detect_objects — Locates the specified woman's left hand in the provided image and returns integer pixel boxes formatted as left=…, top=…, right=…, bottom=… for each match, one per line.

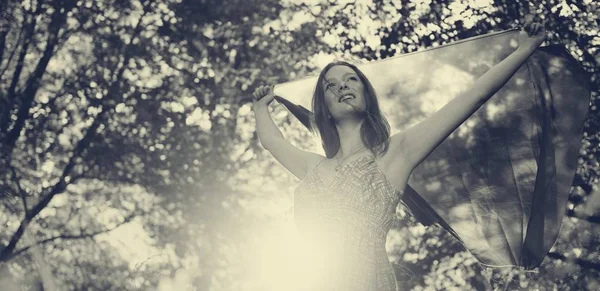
left=517, top=19, right=546, bottom=52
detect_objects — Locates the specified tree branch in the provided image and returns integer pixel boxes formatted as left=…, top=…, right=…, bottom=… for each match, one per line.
left=3, top=3, right=74, bottom=153
left=0, top=3, right=153, bottom=263
left=0, top=4, right=40, bottom=136
left=5, top=4, right=40, bottom=97
left=0, top=104, right=105, bottom=262
left=8, top=213, right=136, bottom=261
left=0, top=18, right=24, bottom=81
left=7, top=162, right=28, bottom=216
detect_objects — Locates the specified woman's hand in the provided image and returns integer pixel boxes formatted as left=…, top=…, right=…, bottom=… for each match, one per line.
left=252, top=85, right=276, bottom=109
left=517, top=19, right=546, bottom=52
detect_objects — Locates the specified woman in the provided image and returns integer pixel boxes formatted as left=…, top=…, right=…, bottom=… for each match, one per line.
left=252, top=22, right=546, bottom=290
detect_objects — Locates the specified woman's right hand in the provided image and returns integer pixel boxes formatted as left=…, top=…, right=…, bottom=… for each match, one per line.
left=517, top=19, right=546, bottom=53
left=252, top=85, right=275, bottom=108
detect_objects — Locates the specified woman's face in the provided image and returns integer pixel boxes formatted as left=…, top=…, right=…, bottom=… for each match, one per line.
left=322, top=65, right=367, bottom=121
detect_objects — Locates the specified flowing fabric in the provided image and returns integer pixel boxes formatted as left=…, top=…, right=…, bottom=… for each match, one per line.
left=273, top=29, right=590, bottom=269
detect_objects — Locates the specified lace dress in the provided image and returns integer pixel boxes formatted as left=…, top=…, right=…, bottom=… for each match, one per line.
left=294, top=155, right=404, bottom=291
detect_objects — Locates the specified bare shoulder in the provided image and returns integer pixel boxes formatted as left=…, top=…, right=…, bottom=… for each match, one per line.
left=306, top=153, right=327, bottom=167
left=301, top=152, right=327, bottom=178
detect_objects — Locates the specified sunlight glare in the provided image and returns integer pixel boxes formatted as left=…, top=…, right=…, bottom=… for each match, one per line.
left=248, top=220, right=342, bottom=291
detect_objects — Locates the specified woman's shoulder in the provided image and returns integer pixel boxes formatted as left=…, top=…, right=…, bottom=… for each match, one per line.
left=299, top=153, right=327, bottom=180
left=305, top=154, right=327, bottom=170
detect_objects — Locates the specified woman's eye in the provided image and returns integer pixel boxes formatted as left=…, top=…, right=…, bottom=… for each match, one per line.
left=348, top=76, right=358, bottom=81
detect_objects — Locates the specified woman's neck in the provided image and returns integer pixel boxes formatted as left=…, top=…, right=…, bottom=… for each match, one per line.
left=335, top=118, right=365, bottom=158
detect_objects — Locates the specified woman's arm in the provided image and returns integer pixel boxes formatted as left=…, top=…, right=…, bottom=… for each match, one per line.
left=253, top=86, right=324, bottom=179
left=253, top=102, right=284, bottom=149
left=388, top=22, right=546, bottom=171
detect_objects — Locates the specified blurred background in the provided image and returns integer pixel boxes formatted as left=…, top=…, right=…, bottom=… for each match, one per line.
left=0, top=0, right=598, bottom=290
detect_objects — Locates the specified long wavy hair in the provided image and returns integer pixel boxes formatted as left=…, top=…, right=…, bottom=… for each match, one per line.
left=312, top=61, right=390, bottom=158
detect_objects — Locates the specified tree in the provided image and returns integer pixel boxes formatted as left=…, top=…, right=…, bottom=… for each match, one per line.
left=1, top=0, right=598, bottom=290
left=0, top=0, right=328, bottom=289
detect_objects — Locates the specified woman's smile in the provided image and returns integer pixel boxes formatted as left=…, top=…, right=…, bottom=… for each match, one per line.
left=338, top=93, right=355, bottom=103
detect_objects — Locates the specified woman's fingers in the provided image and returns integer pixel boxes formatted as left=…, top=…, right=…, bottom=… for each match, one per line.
left=253, top=85, right=274, bottom=101
left=534, top=23, right=544, bottom=36
left=253, top=88, right=260, bottom=100
left=522, top=20, right=532, bottom=34
left=528, top=22, right=536, bottom=36
left=531, top=23, right=540, bottom=35
left=522, top=20, right=544, bottom=37
left=253, top=86, right=264, bottom=100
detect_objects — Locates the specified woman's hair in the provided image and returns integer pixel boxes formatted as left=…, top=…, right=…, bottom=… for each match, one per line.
left=312, top=61, right=391, bottom=158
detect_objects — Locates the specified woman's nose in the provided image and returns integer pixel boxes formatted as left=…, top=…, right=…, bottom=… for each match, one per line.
left=338, top=82, right=349, bottom=91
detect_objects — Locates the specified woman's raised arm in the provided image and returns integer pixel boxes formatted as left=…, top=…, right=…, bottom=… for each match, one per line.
left=387, top=21, right=546, bottom=172
left=253, top=85, right=324, bottom=179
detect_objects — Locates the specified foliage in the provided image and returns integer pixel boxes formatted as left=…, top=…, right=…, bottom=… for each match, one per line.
left=0, top=0, right=598, bottom=290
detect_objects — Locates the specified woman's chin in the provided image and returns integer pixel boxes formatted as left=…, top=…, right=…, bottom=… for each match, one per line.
left=332, top=112, right=365, bottom=123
